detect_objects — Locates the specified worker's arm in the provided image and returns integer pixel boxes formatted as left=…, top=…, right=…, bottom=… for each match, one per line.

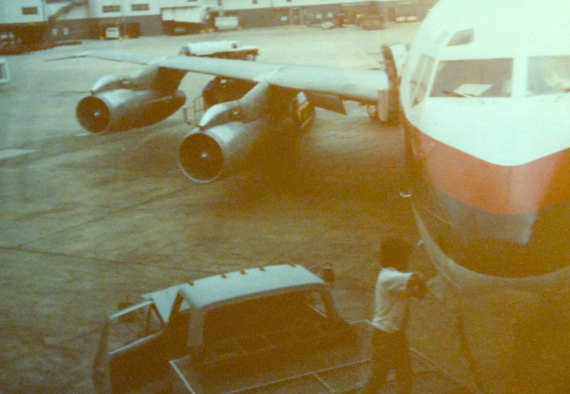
left=407, top=272, right=427, bottom=299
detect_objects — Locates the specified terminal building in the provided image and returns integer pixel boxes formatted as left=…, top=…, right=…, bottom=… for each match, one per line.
left=0, top=0, right=435, bottom=44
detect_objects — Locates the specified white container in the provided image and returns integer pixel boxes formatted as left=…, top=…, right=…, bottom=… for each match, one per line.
left=0, top=59, right=9, bottom=85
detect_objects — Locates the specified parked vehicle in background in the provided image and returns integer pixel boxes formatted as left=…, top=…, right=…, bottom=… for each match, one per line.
left=179, top=40, right=259, bottom=61
left=0, top=58, right=9, bottom=85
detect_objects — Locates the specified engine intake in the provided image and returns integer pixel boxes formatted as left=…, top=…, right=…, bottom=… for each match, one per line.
left=76, top=96, right=111, bottom=134
left=179, top=120, right=269, bottom=183
left=76, top=89, right=186, bottom=134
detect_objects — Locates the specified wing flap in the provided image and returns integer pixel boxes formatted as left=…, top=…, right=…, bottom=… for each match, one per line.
left=264, top=66, right=389, bottom=103
left=305, top=92, right=346, bottom=114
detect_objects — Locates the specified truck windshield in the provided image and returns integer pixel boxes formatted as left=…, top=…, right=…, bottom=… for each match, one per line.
left=108, top=303, right=163, bottom=352
left=430, top=58, right=513, bottom=98
left=527, top=55, right=570, bottom=95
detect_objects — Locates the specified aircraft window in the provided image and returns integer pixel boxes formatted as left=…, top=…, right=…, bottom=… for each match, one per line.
left=527, top=55, right=570, bottom=95
left=409, top=54, right=430, bottom=105
left=412, top=56, right=435, bottom=106
left=447, top=29, right=474, bottom=46
left=430, top=58, right=513, bottom=98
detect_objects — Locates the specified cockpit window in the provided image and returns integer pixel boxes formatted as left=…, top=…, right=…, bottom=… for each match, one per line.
left=447, top=29, right=474, bottom=46
left=409, top=54, right=435, bottom=106
left=430, top=58, right=513, bottom=98
left=527, top=55, right=570, bottom=95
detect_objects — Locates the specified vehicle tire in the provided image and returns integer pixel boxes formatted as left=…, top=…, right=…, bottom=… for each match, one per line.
left=245, top=53, right=256, bottom=61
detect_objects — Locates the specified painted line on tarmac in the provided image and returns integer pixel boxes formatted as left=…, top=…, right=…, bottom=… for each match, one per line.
left=0, top=149, right=34, bottom=160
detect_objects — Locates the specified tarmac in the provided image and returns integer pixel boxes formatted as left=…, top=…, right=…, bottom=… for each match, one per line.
left=0, top=23, right=475, bottom=393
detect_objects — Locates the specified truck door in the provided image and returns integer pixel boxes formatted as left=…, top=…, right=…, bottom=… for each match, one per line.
left=93, top=300, right=170, bottom=394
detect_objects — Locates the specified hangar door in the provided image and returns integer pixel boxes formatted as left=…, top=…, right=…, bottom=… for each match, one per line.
left=162, top=7, right=206, bottom=34
left=162, top=7, right=204, bottom=23
left=289, top=8, right=307, bottom=26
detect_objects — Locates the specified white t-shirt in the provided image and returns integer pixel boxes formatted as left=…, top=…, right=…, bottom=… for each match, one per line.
left=371, top=268, right=413, bottom=333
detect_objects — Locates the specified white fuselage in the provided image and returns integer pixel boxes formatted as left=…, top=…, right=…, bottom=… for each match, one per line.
left=401, top=0, right=570, bottom=286
left=398, top=1, right=570, bottom=392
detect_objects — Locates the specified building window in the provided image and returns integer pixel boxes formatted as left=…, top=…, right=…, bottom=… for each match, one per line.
left=131, top=4, right=149, bottom=11
left=102, top=5, right=120, bottom=13
left=217, top=0, right=222, bottom=6
left=22, top=7, right=38, bottom=15
left=252, top=0, right=257, bottom=4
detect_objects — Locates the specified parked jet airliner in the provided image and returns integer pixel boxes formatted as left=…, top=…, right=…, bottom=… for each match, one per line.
left=397, top=3, right=570, bottom=391
left=60, top=0, right=570, bottom=392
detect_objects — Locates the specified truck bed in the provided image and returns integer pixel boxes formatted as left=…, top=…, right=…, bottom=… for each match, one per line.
left=170, top=321, right=373, bottom=394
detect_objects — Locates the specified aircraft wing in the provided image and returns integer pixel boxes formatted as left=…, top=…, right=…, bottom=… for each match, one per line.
left=53, top=50, right=168, bottom=65
left=70, top=50, right=389, bottom=104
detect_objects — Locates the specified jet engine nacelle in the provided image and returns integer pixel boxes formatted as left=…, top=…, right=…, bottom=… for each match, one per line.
left=76, top=89, right=186, bottom=134
left=178, top=119, right=270, bottom=183
left=178, top=80, right=315, bottom=183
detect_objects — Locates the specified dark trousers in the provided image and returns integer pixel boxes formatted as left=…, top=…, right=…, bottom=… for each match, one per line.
left=363, top=328, right=412, bottom=394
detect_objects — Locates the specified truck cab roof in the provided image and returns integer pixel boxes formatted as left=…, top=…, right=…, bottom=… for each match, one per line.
left=144, top=264, right=325, bottom=323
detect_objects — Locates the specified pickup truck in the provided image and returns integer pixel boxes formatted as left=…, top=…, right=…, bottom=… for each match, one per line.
left=178, top=41, right=259, bottom=61
left=92, top=264, right=372, bottom=394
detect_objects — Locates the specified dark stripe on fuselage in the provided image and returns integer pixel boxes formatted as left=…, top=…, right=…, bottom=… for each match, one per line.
left=404, top=118, right=570, bottom=216
left=403, top=119, right=570, bottom=277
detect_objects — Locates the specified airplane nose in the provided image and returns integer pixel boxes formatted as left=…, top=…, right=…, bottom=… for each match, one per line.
left=414, top=180, right=570, bottom=277
left=405, top=111, right=570, bottom=278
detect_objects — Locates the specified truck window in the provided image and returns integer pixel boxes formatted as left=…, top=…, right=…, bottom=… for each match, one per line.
left=306, top=290, right=328, bottom=316
left=108, top=302, right=163, bottom=353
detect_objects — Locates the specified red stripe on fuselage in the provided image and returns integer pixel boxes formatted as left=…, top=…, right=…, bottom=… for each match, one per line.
left=406, top=123, right=570, bottom=215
